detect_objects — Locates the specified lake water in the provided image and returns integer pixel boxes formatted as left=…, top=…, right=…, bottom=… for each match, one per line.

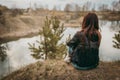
left=0, top=20, right=120, bottom=78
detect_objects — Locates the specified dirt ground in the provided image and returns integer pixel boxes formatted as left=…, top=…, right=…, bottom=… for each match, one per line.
left=2, top=60, right=120, bottom=80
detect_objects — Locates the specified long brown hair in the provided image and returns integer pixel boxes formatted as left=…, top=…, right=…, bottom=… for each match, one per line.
left=82, top=13, right=99, bottom=40
left=82, top=13, right=99, bottom=30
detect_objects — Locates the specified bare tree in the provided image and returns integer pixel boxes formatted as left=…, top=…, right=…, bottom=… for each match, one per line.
left=53, top=5, right=57, bottom=11
left=34, top=3, right=37, bottom=10
left=72, top=4, right=81, bottom=19
left=75, top=4, right=81, bottom=12
left=64, top=4, right=72, bottom=12
left=82, top=1, right=91, bottom=11
left=11, top=4, right=17, bottom=9
left=98, top=4, right=108, bottom=11
left=57, top=5, right=61, bottom=11
left=92, top=4, right=96, bottom=11
left=112, top=0, right=120, bottom=11
left=38, top=4, right=44, bottom=10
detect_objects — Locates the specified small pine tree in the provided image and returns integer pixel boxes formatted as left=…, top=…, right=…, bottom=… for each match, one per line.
left=29, top=16, right=67, bottom=60
left=113, top=31, right=120, bottom=49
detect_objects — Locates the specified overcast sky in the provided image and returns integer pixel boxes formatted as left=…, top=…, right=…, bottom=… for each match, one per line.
left=0, top=0, right=118, bottom=10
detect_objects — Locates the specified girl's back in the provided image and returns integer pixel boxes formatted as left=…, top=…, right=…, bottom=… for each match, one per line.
left=67, top=30, right=99, bottom=70
left=67, top=13, right=101, bottom=70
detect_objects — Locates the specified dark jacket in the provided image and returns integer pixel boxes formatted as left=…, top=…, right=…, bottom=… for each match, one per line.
left=67, top=31, right=99, bottom=70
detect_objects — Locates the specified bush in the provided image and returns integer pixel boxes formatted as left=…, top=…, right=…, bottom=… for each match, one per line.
left=113, top=31, right=120, bottom=49
left=0, top=44, right=7, bottom=61
left=11, top=9, right=23, bottom=17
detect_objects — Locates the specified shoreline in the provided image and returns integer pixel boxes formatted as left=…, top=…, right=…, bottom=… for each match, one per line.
left=0, top=29, right=40, bottom=44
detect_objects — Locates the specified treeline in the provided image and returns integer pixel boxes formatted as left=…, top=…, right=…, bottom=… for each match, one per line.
left=63, top=0, right=120, bottom=12
left=27, top=0, right=120, bottom=12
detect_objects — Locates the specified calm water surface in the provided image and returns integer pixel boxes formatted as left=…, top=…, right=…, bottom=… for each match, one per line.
left=0, top=20, right=120, bottom=78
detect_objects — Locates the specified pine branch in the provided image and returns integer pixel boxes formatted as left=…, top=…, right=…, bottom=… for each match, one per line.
left=113, top=31, right=120, bottom=49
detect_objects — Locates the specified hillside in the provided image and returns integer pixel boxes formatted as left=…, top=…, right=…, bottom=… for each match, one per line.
left=0, top=14, right=45, bottom=43
left=2, top=60, right=120, bottom=80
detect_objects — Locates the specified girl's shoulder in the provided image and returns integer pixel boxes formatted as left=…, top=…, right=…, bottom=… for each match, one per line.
left=76, top=30, right=85, bottom=34
left=75, top=30, right=84, bottom=36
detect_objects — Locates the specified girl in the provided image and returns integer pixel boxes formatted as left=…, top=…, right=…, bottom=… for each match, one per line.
left=66, top=13, right=102, bottom=70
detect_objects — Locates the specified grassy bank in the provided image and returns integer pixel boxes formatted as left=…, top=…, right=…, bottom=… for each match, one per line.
left=1, top=60, right=120, bottom=80
left=0, top=15, right=45, bottom=43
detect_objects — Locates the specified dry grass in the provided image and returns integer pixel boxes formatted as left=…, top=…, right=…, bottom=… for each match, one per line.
left=0, top=15, right=45, bottom=43
left=2, top=60, right=120, bottom=80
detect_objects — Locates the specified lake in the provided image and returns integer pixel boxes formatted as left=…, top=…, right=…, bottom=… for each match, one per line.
left=0, top=20, right=120, bottom=78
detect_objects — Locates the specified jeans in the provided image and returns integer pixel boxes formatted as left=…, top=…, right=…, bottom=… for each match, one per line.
left=68, top=46, right=73, bottom=55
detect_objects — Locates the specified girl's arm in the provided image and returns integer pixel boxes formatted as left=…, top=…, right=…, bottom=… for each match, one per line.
left=67, top=32, right=79, bottom=48
left=97, top=30, right=102, bottom=47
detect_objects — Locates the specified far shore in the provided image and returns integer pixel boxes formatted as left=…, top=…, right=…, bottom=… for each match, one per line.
left=0, top=23, right=81, bottom=44
left=0, top=11, right=120, bottom=43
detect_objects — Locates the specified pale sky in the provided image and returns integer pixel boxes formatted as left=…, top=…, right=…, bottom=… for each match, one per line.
left=0, top=0, right=118, bottom=10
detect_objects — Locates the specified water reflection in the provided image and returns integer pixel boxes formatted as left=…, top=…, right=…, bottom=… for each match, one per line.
left=110, top=21, right=120, bottom=31
left=99, top=20, right=120, bottom=31
left=0, top=37, right=40, bottom=79
left=99, top=20, right=107, bottom=27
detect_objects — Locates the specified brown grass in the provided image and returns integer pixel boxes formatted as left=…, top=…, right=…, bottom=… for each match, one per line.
left=2, top=60, right=120, bottom=80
